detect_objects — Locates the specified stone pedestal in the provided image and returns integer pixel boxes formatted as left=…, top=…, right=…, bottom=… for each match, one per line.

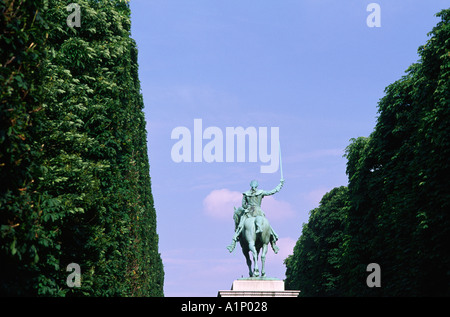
left=218, top=277, right=300, bottom=297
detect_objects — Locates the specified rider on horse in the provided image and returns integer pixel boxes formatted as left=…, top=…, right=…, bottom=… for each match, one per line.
left=226, top=179, right=284, bottom=254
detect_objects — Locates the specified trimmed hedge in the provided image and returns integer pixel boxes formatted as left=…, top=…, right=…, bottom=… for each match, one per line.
left=1, top=0, right=164, bottom=296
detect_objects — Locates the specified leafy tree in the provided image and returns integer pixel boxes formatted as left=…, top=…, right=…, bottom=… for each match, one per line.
left=286, top=9, right=449, bottom=296
left=285, top=186, right=350, bottom=296
left=1, top=0, right=50, bottom=296
left=342, top=8, right=449, bottom=296
left=1, top=0, right=164, bottom=296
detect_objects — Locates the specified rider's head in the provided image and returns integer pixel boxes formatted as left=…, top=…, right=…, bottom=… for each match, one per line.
left=250, top=180, right=259, bottom=191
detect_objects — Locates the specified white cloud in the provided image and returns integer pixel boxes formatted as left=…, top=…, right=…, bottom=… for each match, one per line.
left=203, top=188, right=242, bottom=220
left=269, top=236, right=297, bottom=261
left=203, top=188, right=296, bottom=222
left=261, top=196, right=295, bottom=222
left=305, top=187, right=331, bottom=208
left=265, top=236, right=298, bottom=278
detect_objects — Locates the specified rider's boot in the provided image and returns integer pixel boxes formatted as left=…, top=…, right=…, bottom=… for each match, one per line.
left=227, top=230, right=240, bottom=253
left=227, top=236, right=237, bottom=252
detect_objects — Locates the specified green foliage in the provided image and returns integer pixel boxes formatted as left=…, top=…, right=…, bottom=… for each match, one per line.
left=1, top=0, right=163, bottom=296
left=285, top=187, right=350, bottom=296
left=285, top=9, right=450, bottom=296
left=1, top=0, right=50, bottom=296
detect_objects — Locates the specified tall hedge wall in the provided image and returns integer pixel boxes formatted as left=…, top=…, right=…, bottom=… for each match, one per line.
left=1, top=0, right=164, bottom=296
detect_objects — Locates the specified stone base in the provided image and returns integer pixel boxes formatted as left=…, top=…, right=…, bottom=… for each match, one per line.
left=218, top=277, right=300, bottom=297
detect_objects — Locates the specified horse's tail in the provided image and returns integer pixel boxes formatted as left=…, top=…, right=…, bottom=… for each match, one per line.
left=258, top=217, right=271, bottom=244
left=243, top=216, right=271, bottom=246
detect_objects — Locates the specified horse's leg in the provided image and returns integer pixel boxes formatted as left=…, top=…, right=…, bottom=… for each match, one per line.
left=261, top=244, right=268, bottom=277
left=243, top=217, right=259, bottom=277
left=242, top=248, right=253, bottom=277
left=248, top=241, right=259, bottom=277
left=260, top=219, right=271, bottom=277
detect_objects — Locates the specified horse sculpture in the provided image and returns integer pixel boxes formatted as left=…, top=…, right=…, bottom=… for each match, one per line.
left=239, top=215, right=271, bottom=277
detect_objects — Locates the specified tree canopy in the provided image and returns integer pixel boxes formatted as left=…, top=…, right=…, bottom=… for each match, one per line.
left=285, top=8, right=450, bottom=296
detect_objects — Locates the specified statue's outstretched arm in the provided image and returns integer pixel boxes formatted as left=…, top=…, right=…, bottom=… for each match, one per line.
left=262, top=179, right=284, bottom=196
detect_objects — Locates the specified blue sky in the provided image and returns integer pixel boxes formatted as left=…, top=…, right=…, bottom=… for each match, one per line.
left=129, top=0, right=448, bottom=296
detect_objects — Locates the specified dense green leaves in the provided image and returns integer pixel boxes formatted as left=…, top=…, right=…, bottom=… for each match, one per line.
left=1, top=0, right=50, bottom=296
left=1, top=0, right=163, bottom=296
left=284, top=187, right=349, bottom=296
left=285, top=9, right=450, bottom=296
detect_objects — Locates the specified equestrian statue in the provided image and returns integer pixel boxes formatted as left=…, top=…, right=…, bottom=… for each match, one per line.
left=226, top=178, right=284, bottom=277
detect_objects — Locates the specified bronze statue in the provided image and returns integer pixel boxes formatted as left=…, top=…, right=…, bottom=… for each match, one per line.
left=227, top=142, right=285, bottom=277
